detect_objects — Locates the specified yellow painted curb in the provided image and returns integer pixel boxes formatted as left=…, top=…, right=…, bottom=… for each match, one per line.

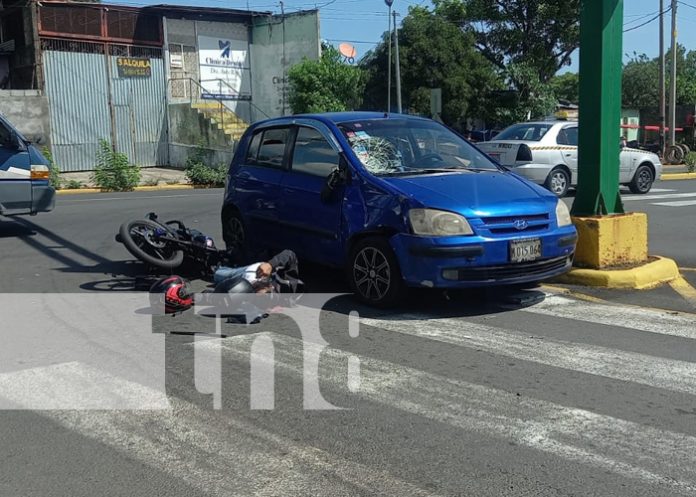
left=661, top=172, right=696, bottom=180
left=56, top=184, right=196, bottom=195
left=552, top=256, right=680, bottom=289
left=669, top=277, right=696, bottom=310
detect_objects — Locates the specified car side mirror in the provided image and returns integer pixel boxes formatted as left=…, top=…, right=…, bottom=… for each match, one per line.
left=321, top=167, right=342, bottom=203
left=25, top=133, right=45, bottom=145
left=321, top=154, right=352, bottom=203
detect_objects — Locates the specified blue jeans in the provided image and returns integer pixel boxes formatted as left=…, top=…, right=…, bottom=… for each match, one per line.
left=213, top=266, right=247, bottom=284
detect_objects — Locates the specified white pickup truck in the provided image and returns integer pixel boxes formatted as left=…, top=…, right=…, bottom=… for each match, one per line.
left=477, top=121, right=662, bottom=197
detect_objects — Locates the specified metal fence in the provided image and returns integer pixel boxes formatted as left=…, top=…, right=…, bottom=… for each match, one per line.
left=42, top=38, right=167, bottom=172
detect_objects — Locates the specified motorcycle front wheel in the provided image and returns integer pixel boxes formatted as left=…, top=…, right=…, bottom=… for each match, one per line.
left=118, top=219, right=185, bottom=269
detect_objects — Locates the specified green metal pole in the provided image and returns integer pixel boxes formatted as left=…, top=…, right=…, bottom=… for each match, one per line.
left=571, top=0, right=625, bottom=216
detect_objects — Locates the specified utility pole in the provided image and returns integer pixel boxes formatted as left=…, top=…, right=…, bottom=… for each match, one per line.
left=280, top=0, right=286, bottom=116
left=393, top=11, right=402, bottom=113
left=669, top=0, right=677, bottom=147
left=659, top=0, right=666, bottom=155
left=385, top=0, right=393, bottom=112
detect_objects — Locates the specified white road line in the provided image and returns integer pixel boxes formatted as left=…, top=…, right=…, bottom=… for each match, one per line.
left=652, top=200, right=696, bottom=207
left=358, top=312, right=696, bottom=396
left=0, top=362, right=169, bottom=409
left=622, top=192, right=696, bottom=201
left=30, top=368, right=442, bottom=497
left=644, top=188, right=676, bottom=193
left=61, top=193, right=221, bottom=202
left=524, top=295, right=696, bottom=339
left=198, top=333, right=696, bottom=494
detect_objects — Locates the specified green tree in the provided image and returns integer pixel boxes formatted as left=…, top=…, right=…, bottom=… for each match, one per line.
left=621, top=46, right=696, bottom=109
left=288, top=45, right=365, bottom=114
left=361, top=7, right=500, bottom=129
left=622, top=54, right=658, bottom=109
left=550, top=72, right=579, bottom=104
left=435, top=0, right=580, bottom=82
left=434, top=0, right=579, bottom=122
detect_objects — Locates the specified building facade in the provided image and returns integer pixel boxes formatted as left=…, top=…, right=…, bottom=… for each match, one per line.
left=0, top=1, right=320, bottom=171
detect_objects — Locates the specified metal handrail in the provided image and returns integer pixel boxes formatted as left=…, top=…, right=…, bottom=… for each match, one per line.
left=168, top=77, right=231, bottom=132
left=167, top=77, right=270, bottom=124
left=199, top=78, right=271, bottom=120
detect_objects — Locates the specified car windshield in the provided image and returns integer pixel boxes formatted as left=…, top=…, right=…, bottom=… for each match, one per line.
left=338, top=119, right=500, bottom=176
left=493, top=123, right=553, bottom=141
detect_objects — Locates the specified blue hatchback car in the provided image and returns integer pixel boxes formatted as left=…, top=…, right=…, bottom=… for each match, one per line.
left=222, top=112, right=577, bottom=306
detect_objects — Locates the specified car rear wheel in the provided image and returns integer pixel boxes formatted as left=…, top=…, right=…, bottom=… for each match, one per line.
left=348, top=237, right=405, bottom=307
left=628, top=164, right=654, bottom=194
left=544, top=167, right=570, bottom=197
left=222, top=209, right=249, bottom=257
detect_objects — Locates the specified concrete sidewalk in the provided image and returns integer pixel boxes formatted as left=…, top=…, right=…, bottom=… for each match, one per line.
left=59, top=167, right=189, bottom=188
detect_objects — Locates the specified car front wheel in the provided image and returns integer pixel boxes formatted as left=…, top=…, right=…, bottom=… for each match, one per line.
left=544, top=167, right=570, bottom=197
left=348, top=237, right=405, bottom=307
left=628, top=164, right=654, bottom=194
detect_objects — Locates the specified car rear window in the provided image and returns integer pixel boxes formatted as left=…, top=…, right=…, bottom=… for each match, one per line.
left=494, top=123, right=553, bottom=141
left=252, top=128, right=289, bottom=168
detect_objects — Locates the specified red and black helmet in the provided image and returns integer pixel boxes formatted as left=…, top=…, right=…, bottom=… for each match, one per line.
left=149, top=275, right=193, bottom=314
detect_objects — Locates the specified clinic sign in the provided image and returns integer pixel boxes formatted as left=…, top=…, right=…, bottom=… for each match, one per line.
left=116, top=57, right=151, bottom=78
left=198, top=35, right=249, bottom=100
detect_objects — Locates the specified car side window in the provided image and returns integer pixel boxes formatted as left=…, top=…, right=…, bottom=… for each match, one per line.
left=245, top=132, right=262, bottom=164
left=557, top=127, right=578, bottom=146
left=0, top=121, right=12, bottom=149
left=290, top=126, right=339, bottom=177
left=255, top=128, right=289, bottom=168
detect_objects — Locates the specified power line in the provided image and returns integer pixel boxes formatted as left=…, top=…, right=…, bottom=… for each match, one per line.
left=678, top=0, right=696, bottom=11
left=623, top=6, right=671, bottom=32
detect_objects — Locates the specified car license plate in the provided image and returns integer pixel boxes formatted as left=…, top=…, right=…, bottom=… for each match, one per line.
left=488, top=152, right=501, bottom=161
left=510, top=238, right=542, bottom=263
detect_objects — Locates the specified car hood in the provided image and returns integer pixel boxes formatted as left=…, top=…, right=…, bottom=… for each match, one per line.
left=381, top=170, right=556, bottom=217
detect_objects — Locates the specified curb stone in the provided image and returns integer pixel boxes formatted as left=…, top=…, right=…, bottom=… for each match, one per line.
left=552, top=256, right=680, bottom=289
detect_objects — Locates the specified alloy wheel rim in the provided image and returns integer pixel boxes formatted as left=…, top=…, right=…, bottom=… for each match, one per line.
left=353, top=247, right=391, bottom=301
left=551, top=172, right=567, bottom=195
left=638, top=169, right=652, bottom=191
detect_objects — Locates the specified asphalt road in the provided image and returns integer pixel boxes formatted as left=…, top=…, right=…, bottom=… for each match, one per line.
left=562, top=179, right=696, bottom=269
left=1, top=184, right=696, bottom=496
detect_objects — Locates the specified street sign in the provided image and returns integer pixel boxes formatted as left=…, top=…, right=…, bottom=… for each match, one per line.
left=384, top=0, right=394, bottom=6
left=430, top=88, right=442, bottom=117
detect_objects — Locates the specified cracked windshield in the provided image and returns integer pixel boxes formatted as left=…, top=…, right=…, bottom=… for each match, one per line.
left=340, top=119, right=498, bottom=175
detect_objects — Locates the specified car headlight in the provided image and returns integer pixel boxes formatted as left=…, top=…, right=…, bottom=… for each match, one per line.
left=409, top=209, right=473, bottom=236
left=555, top=199, right=572, bottom=227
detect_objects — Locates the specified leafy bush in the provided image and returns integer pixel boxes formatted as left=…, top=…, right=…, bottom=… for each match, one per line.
left=685, top=151, right=696, bottom=173
left=64, top=180, right=83, bottom=190
left=91, top=139, right=141, bottom=191
left=42, top=146, right=62, bottom=189
left=185, top=144, right=227, bottom=187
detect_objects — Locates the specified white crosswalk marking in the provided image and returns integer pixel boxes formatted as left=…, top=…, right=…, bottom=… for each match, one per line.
left=14, top=293, right=696, bottom=495
left=25, top=365, right=444, bottom=497
left=652, top=200, right=696, bottom=207
left=622, top=192, right=696, bottom=202
left=524, top=295, right=696, bottom=339
left=358, top=312, right=696, bottom=395
left=196, top=332, right=696, bottom=493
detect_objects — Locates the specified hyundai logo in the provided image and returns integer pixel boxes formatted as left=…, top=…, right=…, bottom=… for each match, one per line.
left=513, top=219, right=528, bottom=230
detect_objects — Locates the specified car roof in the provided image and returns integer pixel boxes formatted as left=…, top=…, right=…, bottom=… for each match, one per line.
left=252, top=112, right=432, bottom=128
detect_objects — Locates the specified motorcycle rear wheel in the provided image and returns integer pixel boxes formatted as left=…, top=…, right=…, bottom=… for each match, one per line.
left=118, top=219, right=185, bottom=269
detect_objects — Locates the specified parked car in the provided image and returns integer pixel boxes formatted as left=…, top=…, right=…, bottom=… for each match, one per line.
left=477, top=121, right=662, bottom=197
left=0, top=113, right=55, bottom=217
left=221, top=112, right=577, bottom=306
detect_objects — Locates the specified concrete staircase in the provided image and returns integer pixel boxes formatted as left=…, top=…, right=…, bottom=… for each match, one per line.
left=191, top=102, right=249, bottom=142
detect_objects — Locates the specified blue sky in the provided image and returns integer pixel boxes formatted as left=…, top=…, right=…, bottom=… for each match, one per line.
left=117, top=0, right=696, bottom=72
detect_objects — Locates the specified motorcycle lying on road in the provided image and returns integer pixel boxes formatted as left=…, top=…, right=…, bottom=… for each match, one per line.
left=116, top=212, right=236, bottom=276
